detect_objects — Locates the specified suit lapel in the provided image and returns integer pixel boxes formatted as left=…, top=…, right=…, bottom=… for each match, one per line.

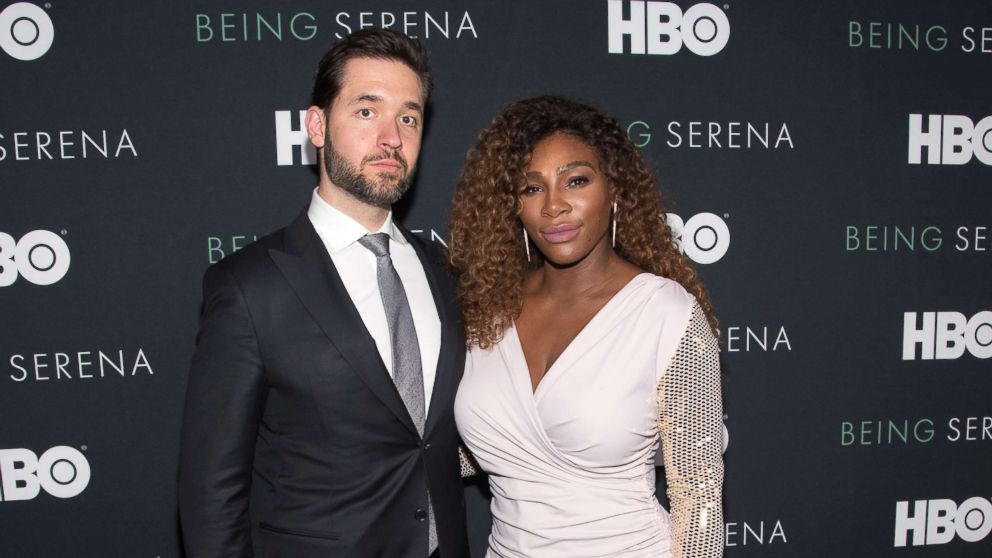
left=398, top=225, right=457, bottom=438
left=269, top=211, right=418, bottom=437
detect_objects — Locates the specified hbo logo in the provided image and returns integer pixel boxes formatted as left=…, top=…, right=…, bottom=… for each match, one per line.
left=0, top=2, right=55, bottom=61
left=903, top=311, right=992, bottom=360
left=909, top=114, right=992, bottom=165
left=666, top=212, right=730, bottom=264
left=0, top=230, right=71, bottom=286
left=0, top=446, right=90, bottom=501
left=274, top=109, right=317, bottom=166
left=895, top=497, right=992, bottom=547
left=608, top=1, right=730, bottom=56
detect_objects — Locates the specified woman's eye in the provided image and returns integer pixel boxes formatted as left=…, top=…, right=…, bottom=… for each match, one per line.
left=520, top=185, right=541, bottom=195
left=567, top=175, right=590, bottom=187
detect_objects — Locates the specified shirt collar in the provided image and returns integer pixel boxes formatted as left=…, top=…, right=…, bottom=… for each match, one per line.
left=307, top=188, right=407, bottom=254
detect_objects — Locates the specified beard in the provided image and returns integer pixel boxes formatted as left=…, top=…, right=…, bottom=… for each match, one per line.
left=322, top=138, right=415, bottom=207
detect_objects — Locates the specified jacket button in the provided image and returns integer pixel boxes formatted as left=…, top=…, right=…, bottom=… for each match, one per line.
left=424, top=442, right=431, bottom=450
left=414, top=508, right=427, bottom=521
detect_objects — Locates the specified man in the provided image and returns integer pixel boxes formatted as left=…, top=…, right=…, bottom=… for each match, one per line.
left=178, top=29, right=468, bottom=558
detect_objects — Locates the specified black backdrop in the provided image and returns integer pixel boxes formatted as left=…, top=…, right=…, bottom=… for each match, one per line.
left=2, top=1, right=990, bottom=556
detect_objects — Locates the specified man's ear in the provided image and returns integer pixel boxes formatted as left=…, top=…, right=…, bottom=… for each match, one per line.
left=305, top=106, right=327, bottom=149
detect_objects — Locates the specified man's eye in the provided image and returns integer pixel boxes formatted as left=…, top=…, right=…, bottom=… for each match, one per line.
left=357, top=108, right=373, bottom=118
left=400, top=115, right=418, bottom=126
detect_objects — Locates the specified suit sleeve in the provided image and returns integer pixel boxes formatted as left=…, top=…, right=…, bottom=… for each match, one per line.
left=657, top=301, right=724, bottom=558
left=178, top=264, right=266, bottom=558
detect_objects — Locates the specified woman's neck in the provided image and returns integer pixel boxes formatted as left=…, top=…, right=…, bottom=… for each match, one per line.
left=529, top=239, right=622, bottom=300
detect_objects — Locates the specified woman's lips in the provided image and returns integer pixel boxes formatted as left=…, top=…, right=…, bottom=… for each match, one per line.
left=540, top=224, right=581, bottom=244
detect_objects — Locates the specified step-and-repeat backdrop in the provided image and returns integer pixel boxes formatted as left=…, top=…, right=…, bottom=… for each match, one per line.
left=2, top=1, right=989, bottom=556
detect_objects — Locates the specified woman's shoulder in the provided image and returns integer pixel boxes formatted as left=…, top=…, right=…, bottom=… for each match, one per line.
left=631, top=273, right=696, bottom=309
left=621, top=274, right=697, bottom=339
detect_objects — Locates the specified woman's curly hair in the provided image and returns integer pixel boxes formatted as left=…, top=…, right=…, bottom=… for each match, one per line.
left=449, top=95, right=717, bottom=349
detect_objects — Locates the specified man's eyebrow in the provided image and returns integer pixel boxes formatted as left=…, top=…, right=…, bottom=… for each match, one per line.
left=350, top=93, right=384, bottom=104
left=348, top=94, right=423, bottom=114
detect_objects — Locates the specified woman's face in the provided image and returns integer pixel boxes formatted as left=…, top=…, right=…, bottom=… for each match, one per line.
left=518, top=133, right=613, bottom=267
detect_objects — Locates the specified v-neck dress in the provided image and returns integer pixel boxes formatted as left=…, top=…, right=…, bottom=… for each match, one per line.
left=455, top=274, right=724, bottom=557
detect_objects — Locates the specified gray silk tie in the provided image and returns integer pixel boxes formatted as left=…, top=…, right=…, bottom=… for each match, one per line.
left=358, top=232, right=436, bottom=554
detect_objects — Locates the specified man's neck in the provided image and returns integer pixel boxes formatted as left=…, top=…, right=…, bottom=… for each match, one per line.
left=317, top=183, right=390, bottom=232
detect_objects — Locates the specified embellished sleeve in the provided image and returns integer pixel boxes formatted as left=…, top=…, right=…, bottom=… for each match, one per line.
left=657, top=301, right=724, bottom=557
left=459, top=444, right=480, bottom=478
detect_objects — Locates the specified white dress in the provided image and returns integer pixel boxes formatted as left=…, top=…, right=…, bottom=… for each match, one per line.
left=455, top=274, right=724, bottom=558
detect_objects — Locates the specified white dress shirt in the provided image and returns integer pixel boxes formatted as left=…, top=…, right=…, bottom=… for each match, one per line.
left=307, top=188, right=441, bottom=410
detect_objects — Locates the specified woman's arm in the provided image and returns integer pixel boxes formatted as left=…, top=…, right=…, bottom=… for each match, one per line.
left=459, top=444, right=480, bottom=478
left=657, top=302, right=724, bottom=557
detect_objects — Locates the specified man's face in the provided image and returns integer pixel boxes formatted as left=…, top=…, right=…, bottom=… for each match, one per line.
left=313, top=57, right=425, bottom=207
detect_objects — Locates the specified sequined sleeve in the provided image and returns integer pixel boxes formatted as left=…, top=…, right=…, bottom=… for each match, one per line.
left=657, top=301, right=724, bottom=557
left=459, top=444, right=480, bottom=478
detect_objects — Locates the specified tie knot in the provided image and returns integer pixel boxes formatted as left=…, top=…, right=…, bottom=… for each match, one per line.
left=358, top=233, right=391, bottom=258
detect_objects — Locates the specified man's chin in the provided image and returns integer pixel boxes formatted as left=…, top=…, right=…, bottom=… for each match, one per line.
left=366, top=169, right=406, bottom=183
left=365, top=183, right=409, bottom=206
left=371, top=173, right=411, bottom=191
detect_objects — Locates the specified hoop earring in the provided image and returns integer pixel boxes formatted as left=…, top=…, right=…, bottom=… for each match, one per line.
left=611, top=201, right=618, bottom=248
left=523, top=228, right=531, bottom=262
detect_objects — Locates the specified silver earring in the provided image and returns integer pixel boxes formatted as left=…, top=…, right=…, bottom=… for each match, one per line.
left=523, top=228, right=531, bottom=262
left=611, top=201, right=618, bottom=248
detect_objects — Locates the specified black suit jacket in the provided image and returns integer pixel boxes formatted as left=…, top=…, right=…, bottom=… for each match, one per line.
left=178, top=210, right=469, bottom=558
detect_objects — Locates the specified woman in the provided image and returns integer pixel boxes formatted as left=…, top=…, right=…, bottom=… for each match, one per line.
left=450, top=96, right=724, bottom=557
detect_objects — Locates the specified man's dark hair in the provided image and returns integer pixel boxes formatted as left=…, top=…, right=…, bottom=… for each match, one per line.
left=311, top=28, right=432, bottom=110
